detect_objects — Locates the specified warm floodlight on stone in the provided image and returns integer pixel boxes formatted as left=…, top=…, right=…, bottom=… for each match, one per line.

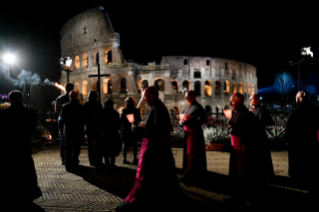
left=3, top=53, right=16, bottom=64
left=301, top=46, right=313, bottom=57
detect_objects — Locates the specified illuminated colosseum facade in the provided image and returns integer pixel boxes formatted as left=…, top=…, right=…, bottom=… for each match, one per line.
left=60, top=7, right=257, bottom=114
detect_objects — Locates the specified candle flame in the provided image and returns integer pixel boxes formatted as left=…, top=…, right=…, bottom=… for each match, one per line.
left=55, top=83, right=66, bottom=92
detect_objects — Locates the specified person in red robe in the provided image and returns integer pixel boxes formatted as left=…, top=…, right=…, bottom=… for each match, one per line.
left=226, top=93, right=260, bottom=205
left=180, top=90, right=207, bottom=184
left=116, top=87, right=180, bottom=212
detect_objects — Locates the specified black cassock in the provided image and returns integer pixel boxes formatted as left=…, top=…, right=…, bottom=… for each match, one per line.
left=62, top=100, right=85, bottom=165
left=182, top=100, right=207, bottom=175
left=285, top=102, right=319, bottom=178
left=251, top=105, right=275, bottom=179
left=0, top=104, right=42, bottom=202
left=101, top=108, right=121, bottom=157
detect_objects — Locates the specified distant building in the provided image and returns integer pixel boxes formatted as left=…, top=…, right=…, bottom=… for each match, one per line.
left=60, top=7, right=257, bottom=114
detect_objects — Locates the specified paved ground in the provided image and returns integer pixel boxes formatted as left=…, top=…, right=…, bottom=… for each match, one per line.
left=28, top=143, right=313, bottom=212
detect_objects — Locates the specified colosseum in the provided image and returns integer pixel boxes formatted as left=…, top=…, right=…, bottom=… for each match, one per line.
left=60, top=6, right=257, bottom=114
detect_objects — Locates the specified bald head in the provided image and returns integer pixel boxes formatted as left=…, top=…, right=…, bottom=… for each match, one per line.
left=296, top=91, right=309, bottom=105
left=249, top=93, right=260, bottom=107
left=229, top=93, right=244, bottom=111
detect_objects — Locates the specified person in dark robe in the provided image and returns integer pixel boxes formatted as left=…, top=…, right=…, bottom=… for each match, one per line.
left=180, top=90, right=207, bottom=184
left=100, top=99, right=121, bottom=168
left=249, top=93, right=275, bottom=181
left=285, top=91, right=319, bottom=197
left=120, top=97, right=141, bottom=164
left=116, top=86, right=180, bottom=212
left=226, top=93, right=260, bottom=204
left=55, top=83, right=74, bottom=165
left=0, top=90, right=43, bottom=210
left=61, top=91, right=85, bottom=167
left=84, top=91, right=103, bottom=166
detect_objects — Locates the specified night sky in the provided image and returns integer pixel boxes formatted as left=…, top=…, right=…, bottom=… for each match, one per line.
left=0, top=2, right=318, bottom=100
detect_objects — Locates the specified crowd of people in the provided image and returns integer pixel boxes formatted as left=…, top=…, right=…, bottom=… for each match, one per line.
left=1, top=84, right=318, bottom=211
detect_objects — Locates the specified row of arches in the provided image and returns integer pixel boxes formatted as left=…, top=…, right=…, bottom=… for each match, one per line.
left=140, top=79, right=256, bottom=96
left=70, top=50, right=113, bottom=70
left=74, top=78, right=127, bottom=96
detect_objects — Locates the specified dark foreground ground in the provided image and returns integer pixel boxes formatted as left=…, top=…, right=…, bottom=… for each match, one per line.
left=17, top=143, right=314, bottom=211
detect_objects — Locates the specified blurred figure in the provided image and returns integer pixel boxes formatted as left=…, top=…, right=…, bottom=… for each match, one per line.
left=285, top=91, right=319, bottom=198
left=62, top=91, right=85, bottom=167
left=120, top=97, right=141, bottom=164
left=55, top=83, right=74, bottom=165
left=100, top=99, right=121, bottom=168
left=249, top=93, right=275, bottom=181
left=179, top=90, right=207, bottom=184
left=0, top=90, right=42, bottom=209
left=226, top=93, right=259, bottom=205
left=117, top=87, right=180, bottom=212
left=84, top=91, right=103, bottom=166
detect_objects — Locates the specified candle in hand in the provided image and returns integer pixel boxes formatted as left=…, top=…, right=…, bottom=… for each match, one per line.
left=126, top=114, right=135, bottom=123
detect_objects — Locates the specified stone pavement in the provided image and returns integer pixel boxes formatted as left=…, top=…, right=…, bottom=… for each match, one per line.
left=28, top=145, right=312, bottom=212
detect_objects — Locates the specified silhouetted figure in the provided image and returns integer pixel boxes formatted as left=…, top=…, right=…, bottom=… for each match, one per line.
left=0, top=90, right=42, bottom=209
left=55, top=83, right=74, bottom=165
left=249, top=93, right=275, bottom=181
left=84, top=91, right=103, bottom=166
left=62, top=91, right=85, bottom=167
left=117, top=87, right=180, bottom=212
left=120, top=97, right=141, bottom=164
left=226, top=93, right=259, bottom=204
left=285, top=91, right=319, bottom=197
left=180, top=90, right=207, bottom=184
left=100, top=99, right=121, bottom=168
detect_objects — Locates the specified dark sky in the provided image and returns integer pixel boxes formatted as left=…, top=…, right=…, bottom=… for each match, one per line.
left=0, top=2, right=318, bottom=96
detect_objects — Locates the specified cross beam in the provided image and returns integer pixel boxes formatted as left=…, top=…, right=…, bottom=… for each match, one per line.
left=88, top=53, right=110, bottom=103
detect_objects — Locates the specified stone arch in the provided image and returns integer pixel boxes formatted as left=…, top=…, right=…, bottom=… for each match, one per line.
left=82, top=80, right=88, bottom=96
left=194, top=81, right=201, bottom=96
left=103, top=78, right=113, bottom=94
left=224, top=80, right=230, bottom=93
left=171, top=81, right=178, bottom=93
left=215, top=80, right=221, bottom=94
left=74, top=81, right=80, bottom=93
left=232, top=82, right=237, bottom=94
left=155, top=79, right=165, bottom=91
left=82, top=53, right=88, bottom=68
left=238, top=82, right=243, bottom=94
left=92, top=51, right=98, bottom=66
left=75, top=55, right=80, bottom=69
left=182, top=80, right=190, bottom=92
left=120, top=78, right=127, bottom=94
left=248, top=83, right=251, bottom=94
left=204, top=80, right=212, bottom=97
left=194, top=71, right=201, bottom=79
left=205, top=105, right=212, bottom=114
left=104, top=49, right=112, bottom=65
left=91, top=78, right=98, bottom=92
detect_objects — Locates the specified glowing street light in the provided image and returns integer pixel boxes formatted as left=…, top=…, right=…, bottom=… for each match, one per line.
left=3, top=53, right=16, bottom=64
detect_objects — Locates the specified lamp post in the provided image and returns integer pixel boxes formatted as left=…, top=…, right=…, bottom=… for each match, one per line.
left=3, top=54, right=16, bottom=95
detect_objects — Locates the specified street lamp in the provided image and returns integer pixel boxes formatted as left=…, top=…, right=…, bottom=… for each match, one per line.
left=2, top=53, right=16, bottom=95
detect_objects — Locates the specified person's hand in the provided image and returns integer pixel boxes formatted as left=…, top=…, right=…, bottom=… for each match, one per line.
left=132, top=125, right=137, bottom=133
left=227, top=120, right=234, bottom=128
left=179, top=120, right=185, bottom=125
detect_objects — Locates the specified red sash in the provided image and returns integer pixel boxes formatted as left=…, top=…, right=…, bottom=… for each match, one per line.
left=231, top=135, right=244, bottom=176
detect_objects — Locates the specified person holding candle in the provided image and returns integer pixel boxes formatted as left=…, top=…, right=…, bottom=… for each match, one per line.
left=120, top=97, right=141, bottom=164
left=116, top=86, right=180, bottom=212
left=179, top=90, right=207, bottom=185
